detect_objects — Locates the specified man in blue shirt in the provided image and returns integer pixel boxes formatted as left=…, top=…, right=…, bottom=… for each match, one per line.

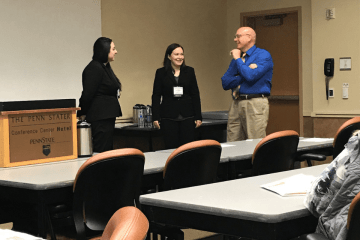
left=221, top=27, right=273, bottom=141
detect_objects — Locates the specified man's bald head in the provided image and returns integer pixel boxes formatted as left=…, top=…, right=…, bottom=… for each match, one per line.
left=234, top=27, right=256, bottom=52
left=240, top=27, right=256, bottom=42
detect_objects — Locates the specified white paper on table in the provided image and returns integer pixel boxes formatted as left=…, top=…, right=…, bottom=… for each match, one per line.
left=300, top=138, right=333, bottom=142
left=220, top=144, right=236, bottom=148
left=0, top=229, right=44, bottom=240
left=260, top=174, right=317, bottom=197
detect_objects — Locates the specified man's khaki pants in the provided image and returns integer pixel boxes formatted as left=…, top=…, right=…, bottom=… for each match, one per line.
left=227, top=97, right=269, bottom=141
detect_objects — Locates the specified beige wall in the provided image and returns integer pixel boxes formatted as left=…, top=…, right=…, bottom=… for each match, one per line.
left=226, top=0, right=313, bottom=117
left=102, top=0, right=230, bottom=120
left=311, top=0, right=360, bottom=117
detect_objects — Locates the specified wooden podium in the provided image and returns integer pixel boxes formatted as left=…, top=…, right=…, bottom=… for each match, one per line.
left=0, top=99, right=79, bottom=167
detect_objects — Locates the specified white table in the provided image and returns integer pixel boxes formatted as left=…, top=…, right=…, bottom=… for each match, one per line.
left=144, top=148, right=230, bottom=175
left=155, top=138, right=333, bottom=163
left=225, top=137, right=334, bottom=162
left=140, top=164, right=327, bottom=240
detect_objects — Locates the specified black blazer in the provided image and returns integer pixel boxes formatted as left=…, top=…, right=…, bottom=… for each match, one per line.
left=77, top=60, right=122, bottom=122
left=151, top=66, right=202, bottom=122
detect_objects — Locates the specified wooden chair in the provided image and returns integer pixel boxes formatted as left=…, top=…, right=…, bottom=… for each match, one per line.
left=252, top=130, right=299, bottom=176
left=292, top=191, right=360, bottom=240
left=100, top=206, right=149, bottom=240
left=299, top=117, right=360, bottom=166
left=72, top=148, right=145, bottom=240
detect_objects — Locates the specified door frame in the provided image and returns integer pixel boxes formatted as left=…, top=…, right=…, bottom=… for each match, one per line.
left=240, top=7, right=303, bottom=135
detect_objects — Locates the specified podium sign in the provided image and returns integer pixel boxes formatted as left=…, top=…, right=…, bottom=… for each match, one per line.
left=9, top=111, right=74, bottom=163
left=0, top=108, right=78, bottom=167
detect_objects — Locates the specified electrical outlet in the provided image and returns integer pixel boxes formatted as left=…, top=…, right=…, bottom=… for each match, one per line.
left=329, top=88, right=334, bottom=97
left=343, top=83, right=349, bottom=99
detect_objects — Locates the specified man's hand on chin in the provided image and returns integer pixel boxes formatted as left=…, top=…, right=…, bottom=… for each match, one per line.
left=230, top=49, right=241, bottom=60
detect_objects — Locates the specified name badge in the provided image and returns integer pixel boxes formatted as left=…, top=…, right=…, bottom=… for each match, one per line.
left=173, top=86, right=183, bottom=97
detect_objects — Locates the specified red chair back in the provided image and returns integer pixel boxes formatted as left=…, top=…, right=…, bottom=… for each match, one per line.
left=252, top=130, right=299, bottom=176
left=163, top=140, right=222, bottom=191
left=73, top=149, right=145, bottom=240
left=332, top=117, right=360, bottom=159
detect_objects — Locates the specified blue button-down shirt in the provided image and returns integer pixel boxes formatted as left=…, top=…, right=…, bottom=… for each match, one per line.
left=221, top=45, right=273, bottom=95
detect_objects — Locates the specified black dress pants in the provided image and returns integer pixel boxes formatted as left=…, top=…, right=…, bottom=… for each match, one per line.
left=91, top=118, right=116, bottom=153
left=161, top=117, right=195, bottom=149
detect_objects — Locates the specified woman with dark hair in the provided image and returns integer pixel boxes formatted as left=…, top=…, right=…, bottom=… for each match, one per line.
left=77, top=37, right=122, bottom=152
left=152, top=43, right=202, bottom=149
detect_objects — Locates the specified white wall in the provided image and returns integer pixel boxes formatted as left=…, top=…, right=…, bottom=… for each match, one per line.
left=0, top=0, right=101, bottom=103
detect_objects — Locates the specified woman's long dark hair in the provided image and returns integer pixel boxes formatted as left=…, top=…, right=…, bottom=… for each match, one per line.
left=92, top=37, right=121, bottom=91
left=93, top=37, right=112, bottom=63
left=163, top=43, right=185, bottom=72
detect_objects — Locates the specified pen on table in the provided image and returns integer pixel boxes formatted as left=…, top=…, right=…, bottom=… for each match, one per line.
left=272, top=182, right=285, bottom=186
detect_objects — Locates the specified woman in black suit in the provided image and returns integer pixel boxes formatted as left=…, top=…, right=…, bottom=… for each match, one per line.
left=77, top=37, right=122, bottom=152
left=152, top=43, right=202, bottom=149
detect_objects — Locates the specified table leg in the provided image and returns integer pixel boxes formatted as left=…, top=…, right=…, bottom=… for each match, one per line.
left=37, top=192, right=47, bottom=239
left=149, top=131, right=153, bottom=151
left=228, top=161, right=237, bottom=180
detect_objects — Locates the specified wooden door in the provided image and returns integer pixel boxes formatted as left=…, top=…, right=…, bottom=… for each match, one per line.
left=244, top=11, right=300, bottom=134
